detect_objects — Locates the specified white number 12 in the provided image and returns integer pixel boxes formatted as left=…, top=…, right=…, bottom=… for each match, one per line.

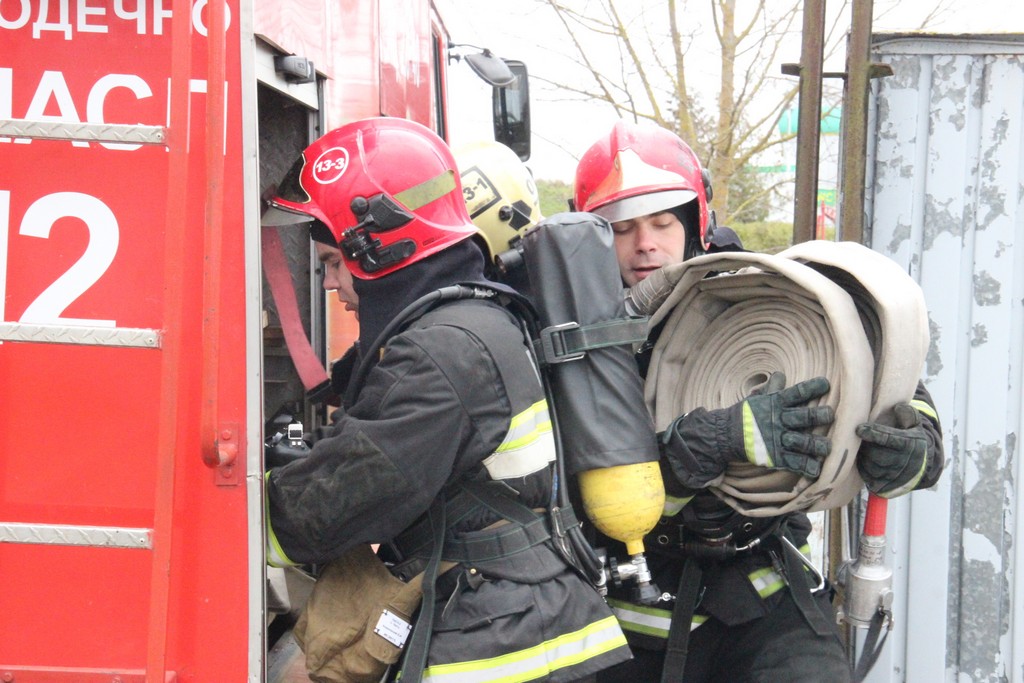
left=0, top=190, right=118, bottom=327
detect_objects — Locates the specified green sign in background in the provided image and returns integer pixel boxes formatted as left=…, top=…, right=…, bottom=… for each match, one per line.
left=777, top=107, right=842, bottom=135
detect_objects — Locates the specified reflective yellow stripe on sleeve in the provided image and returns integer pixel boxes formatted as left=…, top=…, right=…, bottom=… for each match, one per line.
left=265, top=472, right=298, bottom=568
left=910, top=398, right=938, bottom=421
left=662, top=493, right=694, bottom=518
left=481, top=400, right=557, bottom=480
left=420, top=615, right=627, bottom=683
left=742, top=402, right=773, bottom=467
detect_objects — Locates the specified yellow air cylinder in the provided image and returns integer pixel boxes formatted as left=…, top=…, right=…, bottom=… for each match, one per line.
left=578, top=461, right=665, bottom=555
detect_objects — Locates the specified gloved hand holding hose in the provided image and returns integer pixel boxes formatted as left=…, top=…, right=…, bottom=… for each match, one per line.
left=727, top=371, right=834, bottom=476
left=659, top=371, right=835, bottom=489
left=855, top=402, right=930, bottom=498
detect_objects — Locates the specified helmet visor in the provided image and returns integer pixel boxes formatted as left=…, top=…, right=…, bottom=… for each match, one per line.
left=275, top=154, right=311, bottom=204
left=591, top=189, right=697, bottom=223
left=261, top=203, right=315, bottom=226
left=261, top=154, right=316, bottom=226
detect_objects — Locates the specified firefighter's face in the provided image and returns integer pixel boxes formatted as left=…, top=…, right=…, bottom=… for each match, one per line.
left=316, top=242, right=359, bottom=318
left=611, top=211, right=687, bottom=286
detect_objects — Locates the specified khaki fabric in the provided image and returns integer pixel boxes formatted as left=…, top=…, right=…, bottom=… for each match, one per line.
left=645, top=241, right=928, bottom=515
left=294, top=545, right=452, bottom=683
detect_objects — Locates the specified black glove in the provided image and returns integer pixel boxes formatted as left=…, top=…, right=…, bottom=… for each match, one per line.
left=659, top=371, right=834, bottom=489
left=856, top=402, right=929, bottom=498
left=264, top=429, right=312, bottom=469
left=722, top=371, right=834, bottom=478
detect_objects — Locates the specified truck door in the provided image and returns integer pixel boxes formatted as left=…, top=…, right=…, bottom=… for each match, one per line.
left=1, top=3, right=253, bottom=680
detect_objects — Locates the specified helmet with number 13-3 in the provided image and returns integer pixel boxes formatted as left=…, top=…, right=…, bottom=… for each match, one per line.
left=263, top=117, right=477, bottom=279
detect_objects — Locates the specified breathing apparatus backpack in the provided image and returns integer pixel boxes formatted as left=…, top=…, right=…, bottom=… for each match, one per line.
left=497, top=211, right=669, bottom=604
left=336, top=211, right=669, bottom=616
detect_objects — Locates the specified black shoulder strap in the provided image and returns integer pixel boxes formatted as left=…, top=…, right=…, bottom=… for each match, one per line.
left=398, top=497, right=445, bottom=683
left=660, top=557, right=703, bottom=683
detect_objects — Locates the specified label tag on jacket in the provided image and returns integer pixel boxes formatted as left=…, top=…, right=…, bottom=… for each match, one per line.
left=374, top=609, right=413, bottom=648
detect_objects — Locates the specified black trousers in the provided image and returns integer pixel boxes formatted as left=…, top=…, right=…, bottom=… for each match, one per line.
left=594, top=589, right=852, bottom=683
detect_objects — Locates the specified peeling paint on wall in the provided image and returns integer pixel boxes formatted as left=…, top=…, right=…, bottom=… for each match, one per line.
left=932, top=57, right=968, bottom=131
left=978, top=187, right=1007, bottom=231
left=970, top=323, right=988, bottom=347
left=870, top=34, right=1024, bottom=682
left=961, top=439, right=1012, bottom=681
left=924, top=194, right=965, bottom=250
left=886, top=220, right=913, bottom=252
left=977, top=117, right=1010, bottom=231
left=927, top=317, right=943, bottom=376
left=973, top=270, right=1002, bottom=306
left=946, top=432, right=964, bottom=673
left=964, top=441, right=1006, bottom=547
left=883, top=53, right=921, bottom=93
left=958, top=556, right=1009, bottom=683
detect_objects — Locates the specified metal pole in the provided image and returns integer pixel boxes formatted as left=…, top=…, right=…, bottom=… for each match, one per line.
left=838, top=0, right=875, bottom=245
left=792, top=0, right=827, bottom=245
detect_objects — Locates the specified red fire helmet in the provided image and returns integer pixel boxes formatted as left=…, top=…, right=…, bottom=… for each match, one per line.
left=263, top=117, right=477, bottom=279
left=574, top=120, right=713, bottom=253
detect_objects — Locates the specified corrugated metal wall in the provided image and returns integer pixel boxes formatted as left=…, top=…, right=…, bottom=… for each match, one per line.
left=862, top=33, right=1024, bottom=683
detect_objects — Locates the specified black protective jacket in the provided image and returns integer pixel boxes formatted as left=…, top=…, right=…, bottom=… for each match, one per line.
left=604, top=379, right=942, bottom=649
left=266, top=242, right=630, bottom=681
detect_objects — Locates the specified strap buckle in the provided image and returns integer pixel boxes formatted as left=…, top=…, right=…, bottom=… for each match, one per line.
left=538, top=322, right=586, bottom=364
left=536, top=317, right=651, bottom=365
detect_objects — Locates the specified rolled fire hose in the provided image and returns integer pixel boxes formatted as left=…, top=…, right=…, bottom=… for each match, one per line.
left=644, top=241, right=929, bottom=516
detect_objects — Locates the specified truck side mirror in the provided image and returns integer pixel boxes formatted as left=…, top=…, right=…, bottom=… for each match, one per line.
left=493, top=60, right=530, bottom=161
left=464, top=50, right=516, bottom=87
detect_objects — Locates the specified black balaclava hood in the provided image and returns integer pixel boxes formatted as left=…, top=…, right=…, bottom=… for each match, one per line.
left=669, top=203, right=706, bottom=260
left=352, top=237, right=502, bottom=353
left=708, top=225, right=745, bottom=253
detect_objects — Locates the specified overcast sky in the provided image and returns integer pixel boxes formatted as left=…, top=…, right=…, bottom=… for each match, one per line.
left=437, top=0, right=1024, bottom=183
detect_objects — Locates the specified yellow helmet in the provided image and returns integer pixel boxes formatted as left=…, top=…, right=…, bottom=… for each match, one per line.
left=454, top=140, right=543, bottom=262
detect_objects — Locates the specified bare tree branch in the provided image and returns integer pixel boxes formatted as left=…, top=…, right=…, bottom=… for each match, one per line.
left=535, top=0, right=857, bottom=222
left=543, top=0, right=621, bottom=106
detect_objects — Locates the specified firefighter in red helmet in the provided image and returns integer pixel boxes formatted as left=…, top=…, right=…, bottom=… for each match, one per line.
left=575, top=121, right=715, bottom=284
left=263, top=117, right=630, bottom=682
left=573, top=120, right=944, bottom=683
